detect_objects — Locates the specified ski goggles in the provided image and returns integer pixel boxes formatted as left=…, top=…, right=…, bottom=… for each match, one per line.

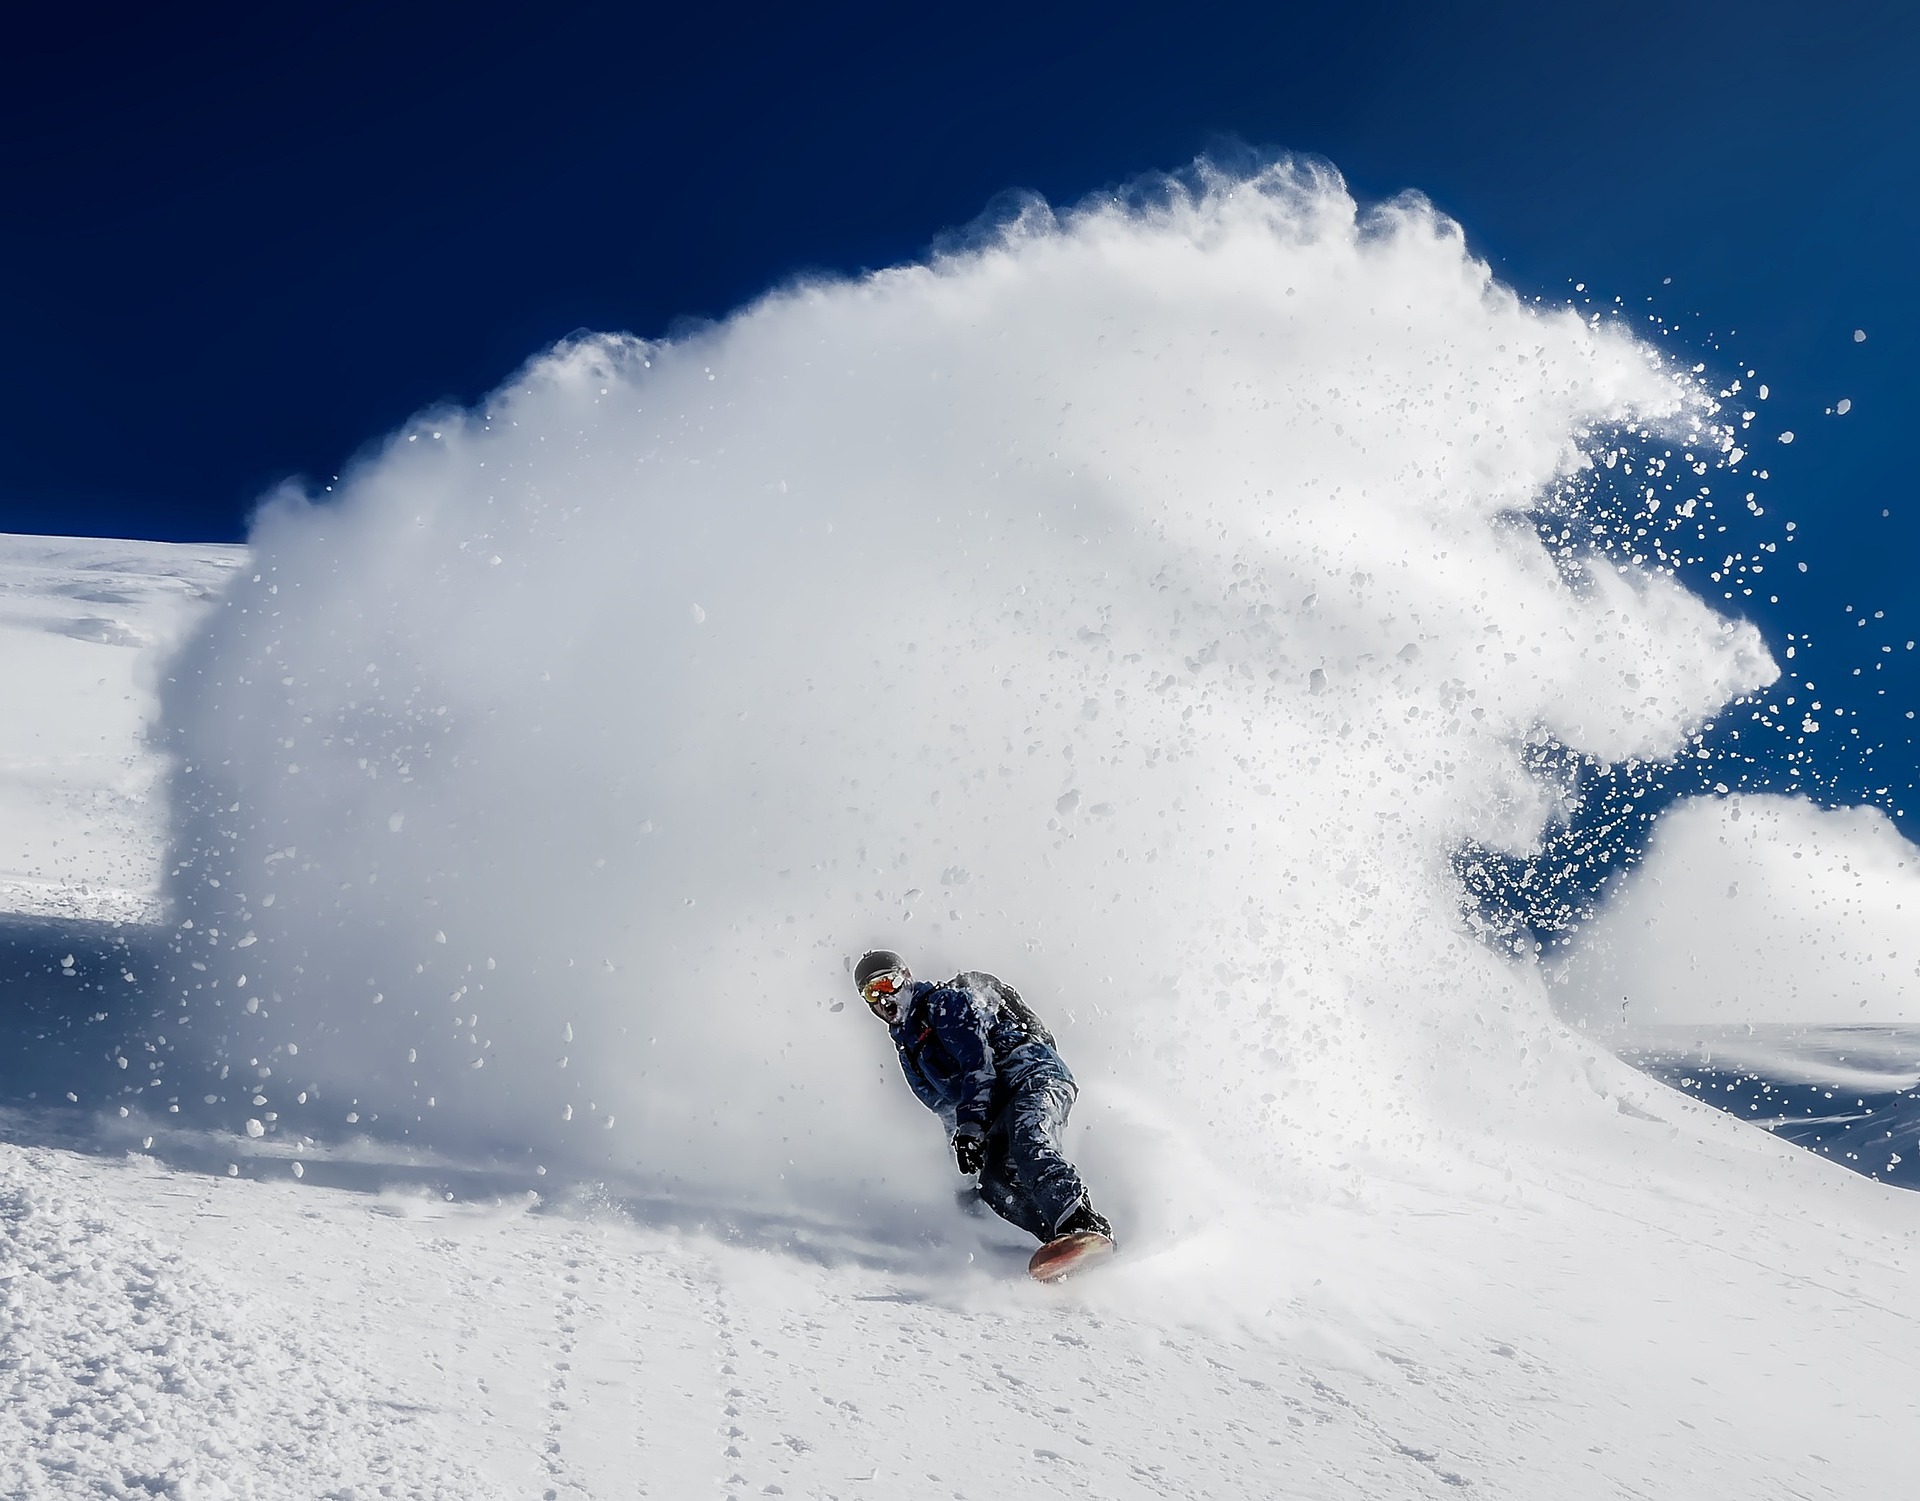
left=860, top=970, right=908, bottom=1007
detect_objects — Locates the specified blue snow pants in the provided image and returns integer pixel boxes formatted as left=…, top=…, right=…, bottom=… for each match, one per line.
left=977, top=1077, right=1087, bottom=1241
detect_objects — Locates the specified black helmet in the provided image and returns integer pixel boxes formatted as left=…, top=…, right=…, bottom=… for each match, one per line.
left=854, top=950, right=908, bottom=992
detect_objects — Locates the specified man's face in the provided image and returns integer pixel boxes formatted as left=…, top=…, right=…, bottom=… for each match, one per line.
left=860, top=967, right=910, bottom=1023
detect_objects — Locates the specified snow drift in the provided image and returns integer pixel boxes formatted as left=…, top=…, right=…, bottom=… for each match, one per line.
left=1558, top=792, right=1920, bottom=1031
left=157, top=162, right=1777, bottom=1236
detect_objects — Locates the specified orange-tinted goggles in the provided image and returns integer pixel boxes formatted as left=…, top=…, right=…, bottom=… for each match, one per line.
left=861, top=971, right=908, bottom=1005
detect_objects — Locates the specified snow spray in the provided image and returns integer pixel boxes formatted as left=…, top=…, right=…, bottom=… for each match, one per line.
left=156, top=161, right=1777, bottom=1237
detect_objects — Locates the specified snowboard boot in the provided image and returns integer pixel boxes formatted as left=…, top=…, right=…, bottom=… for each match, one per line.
left=1052, top=1196, right=1113, bottom=1244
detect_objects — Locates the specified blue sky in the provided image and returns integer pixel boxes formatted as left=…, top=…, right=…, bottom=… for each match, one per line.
left=2, top=0, right=1913, bottom=827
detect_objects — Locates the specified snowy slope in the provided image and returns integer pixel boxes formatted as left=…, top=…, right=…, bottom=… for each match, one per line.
left=0, top=536, right=243, bottom=924
left=5, top=1105, right=1918, bottom=1500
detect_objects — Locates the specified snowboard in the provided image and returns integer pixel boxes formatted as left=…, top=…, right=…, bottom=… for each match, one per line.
left=1027, top=1230, right=1116, bottom=1283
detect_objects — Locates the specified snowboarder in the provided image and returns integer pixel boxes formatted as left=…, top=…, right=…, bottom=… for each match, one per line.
left=854, top=949, right=1114, bottom=1279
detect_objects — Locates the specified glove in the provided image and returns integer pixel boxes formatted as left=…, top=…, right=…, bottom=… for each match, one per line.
left=952, top=1128, right=985, bottom=1176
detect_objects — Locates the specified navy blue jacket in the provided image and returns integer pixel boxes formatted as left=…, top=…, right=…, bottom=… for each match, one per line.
left=888, top=972, right=1072, bottom=1135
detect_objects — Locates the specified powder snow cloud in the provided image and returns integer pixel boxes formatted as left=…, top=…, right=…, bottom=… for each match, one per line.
left=156, top=161, right=1776, bottom=1235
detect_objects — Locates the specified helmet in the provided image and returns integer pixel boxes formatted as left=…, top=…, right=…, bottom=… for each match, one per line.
left=854, top=949, right=910, bottom=1010
left=854, top=949, right=908, bottom=991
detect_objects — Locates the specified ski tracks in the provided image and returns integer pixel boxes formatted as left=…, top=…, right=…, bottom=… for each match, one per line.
left=510, top=1231, right=716, bottom=1500
left=300, top=1206, right=725, bottom=1500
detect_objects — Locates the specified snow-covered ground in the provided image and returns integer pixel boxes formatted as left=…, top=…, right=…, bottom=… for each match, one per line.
left=5, top=1086, right=1919, bottom=1499
left=0, top=536, right=242, bottom=924
left=6, top=167, right=1920, bottom=1498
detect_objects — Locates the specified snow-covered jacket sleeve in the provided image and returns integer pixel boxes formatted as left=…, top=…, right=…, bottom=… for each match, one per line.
left=927, top=984, right=997, bottom=1134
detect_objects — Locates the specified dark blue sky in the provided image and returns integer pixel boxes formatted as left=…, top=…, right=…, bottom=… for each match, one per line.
left=3, top=0, right=1914, bottom=822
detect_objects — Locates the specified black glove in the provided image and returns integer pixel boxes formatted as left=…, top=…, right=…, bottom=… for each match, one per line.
left=952, top=1129, right=985, bottom=1176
